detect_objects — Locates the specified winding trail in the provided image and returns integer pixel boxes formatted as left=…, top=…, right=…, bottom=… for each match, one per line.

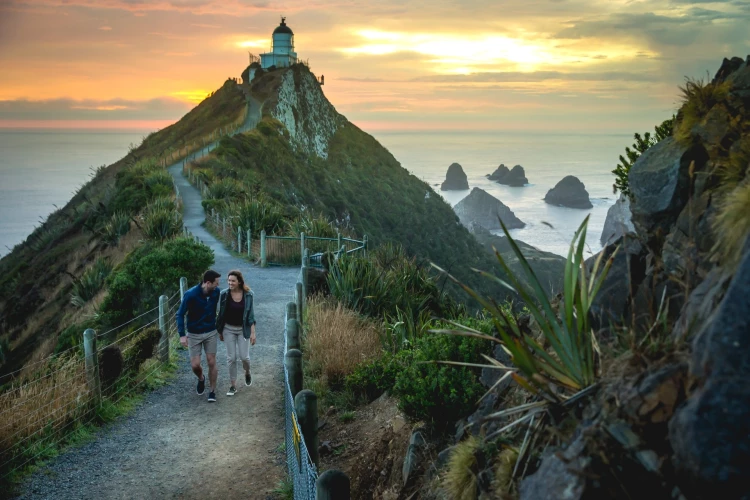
left=17, top=101, right=299, bottom=500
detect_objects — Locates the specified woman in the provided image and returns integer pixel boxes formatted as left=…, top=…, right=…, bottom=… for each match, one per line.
left=216, top=269, right=257, bottom=396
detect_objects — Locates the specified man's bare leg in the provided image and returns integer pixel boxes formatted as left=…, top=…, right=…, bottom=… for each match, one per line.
left=191, top=355, right=204, bottom=381
left=206, top=353, right=218, bottom=392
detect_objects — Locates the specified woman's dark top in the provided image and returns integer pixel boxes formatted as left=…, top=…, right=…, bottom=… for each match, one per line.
left=225, top=294, right=245, bottom=326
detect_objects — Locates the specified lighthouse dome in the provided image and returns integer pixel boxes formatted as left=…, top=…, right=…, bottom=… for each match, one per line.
left=273, top=18, right=293, bottom=35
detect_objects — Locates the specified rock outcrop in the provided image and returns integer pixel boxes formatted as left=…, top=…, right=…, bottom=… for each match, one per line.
left=600, top=193, right=635, bottom=247
left=487, top=164, right=510, bottom=181
left=544, top=175, right=593, bottom=209
left=488, top=164, right=528, bottom=186
left=453, top=187, right=525, bottom=230
left=440, top=163, right=469, bottom=190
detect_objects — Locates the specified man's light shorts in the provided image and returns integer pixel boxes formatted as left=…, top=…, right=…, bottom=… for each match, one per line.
left=187, top=330, right=218, bottom=358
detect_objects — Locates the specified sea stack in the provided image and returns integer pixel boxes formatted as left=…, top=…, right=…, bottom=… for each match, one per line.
left=453, top=187, right=525, bottom=230
left=544, top=175, right=593, bottom=209
left=489, top=164, right=528, bottom=186
left=441, top=163, right=470, bottom=190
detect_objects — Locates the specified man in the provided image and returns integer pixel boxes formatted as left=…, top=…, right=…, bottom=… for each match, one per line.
left=176, top=269, right=221, bottom=402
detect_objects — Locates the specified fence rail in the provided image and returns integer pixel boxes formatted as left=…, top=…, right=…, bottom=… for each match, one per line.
left=197, top=207, right=367, bottom=269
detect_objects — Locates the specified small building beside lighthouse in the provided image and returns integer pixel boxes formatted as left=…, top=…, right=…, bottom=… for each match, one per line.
left=260, top=17, right=298, bottom=69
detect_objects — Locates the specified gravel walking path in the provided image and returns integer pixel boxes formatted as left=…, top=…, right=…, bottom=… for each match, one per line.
left=16, top=121, right=298, bottom=499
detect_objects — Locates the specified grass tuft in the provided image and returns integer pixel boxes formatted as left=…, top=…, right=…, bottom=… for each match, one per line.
left=674, top=75, right=730, bottom=144
left=443, top=436, right=481, bottom=500
left=711, top=180, right=750, bottom=269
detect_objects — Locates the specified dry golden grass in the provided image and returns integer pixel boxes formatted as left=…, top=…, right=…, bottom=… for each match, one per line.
left=443, top=435, right=481, bottom=500
left=674, top=76, right=731, bottom=144
left=0, top=354, right=90, bottom=464
left=712, top=179, right=750, bottom=269
left=304, top=294, right=382, bottom=384
left=491, top=447, right=519, bottom=499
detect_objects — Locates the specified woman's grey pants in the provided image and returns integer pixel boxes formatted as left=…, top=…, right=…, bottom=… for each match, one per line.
left=223, top=324, right=250, bottom=382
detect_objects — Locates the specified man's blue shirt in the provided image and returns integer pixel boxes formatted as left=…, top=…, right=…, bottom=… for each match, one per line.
left=176, top=284, right=220, bottom=337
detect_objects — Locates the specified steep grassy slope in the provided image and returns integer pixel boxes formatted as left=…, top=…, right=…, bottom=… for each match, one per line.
left=193, top=66, right=562, bottom=304
left=0, top=80, right=246, bottom=377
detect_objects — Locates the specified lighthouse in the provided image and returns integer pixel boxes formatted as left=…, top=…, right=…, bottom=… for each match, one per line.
left=260, top=17, right=299, bottom=69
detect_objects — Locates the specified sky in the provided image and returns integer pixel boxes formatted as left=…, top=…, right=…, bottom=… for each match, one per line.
left=0, top=0, right=748, bottom=134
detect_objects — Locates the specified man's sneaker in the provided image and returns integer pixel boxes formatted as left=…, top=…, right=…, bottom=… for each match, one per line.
left=207, top=391, right=216, bottom=402
left=245, top=371, right=252, bottom=387
left=227, top=386, right=237, bottom=397
left=196, top=376, right=205, bottom=395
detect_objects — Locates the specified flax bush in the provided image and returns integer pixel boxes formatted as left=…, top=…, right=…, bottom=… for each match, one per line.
left=101, top=210, right=131, bottom=245
left=70, top=257, right=113, bottom=307
left=142, top=198, right=182, bottom=242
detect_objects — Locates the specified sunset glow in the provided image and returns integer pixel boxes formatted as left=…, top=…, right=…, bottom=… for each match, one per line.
left=0, top=0, right=747, bottom=132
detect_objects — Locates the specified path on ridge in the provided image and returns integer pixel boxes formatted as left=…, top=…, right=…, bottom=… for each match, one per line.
left=17, top=110, right=299, bottom=499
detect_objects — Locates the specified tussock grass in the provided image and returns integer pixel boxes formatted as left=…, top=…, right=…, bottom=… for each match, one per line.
left=70, top=258, right=112, bottom=308
left=443, top=436, right=481, bottom=500
left=304, top=294, right=382, bottom=386
left=0, top=354, right=89, bottom=470
left=675, top=76, right=731, bottom=144
left=491, top=447, right=519, bottom=499
left=712, top=180, right=750, bottom=269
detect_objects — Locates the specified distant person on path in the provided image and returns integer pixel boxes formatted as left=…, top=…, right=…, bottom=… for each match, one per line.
left=216, top=269, right=256, bottom=397
left=176, top=269, right=221, bottom=402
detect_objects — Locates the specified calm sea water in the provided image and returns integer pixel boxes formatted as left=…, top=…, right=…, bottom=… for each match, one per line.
left=0, top=128, right=630, bottom=259
left=0, top=129, right=149, bottom=257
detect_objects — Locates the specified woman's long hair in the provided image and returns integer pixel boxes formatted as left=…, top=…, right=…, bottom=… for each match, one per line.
left=228, top=269, right=250, bottom=292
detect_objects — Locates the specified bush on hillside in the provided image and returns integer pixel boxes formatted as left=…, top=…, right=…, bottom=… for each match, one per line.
left=101, top=211, right=132, bottom=245
left=70, top=257, right=113, bottom=307
left=109, top=159, right=175, bottom=215
left=142, top=198, right=182, bottom=242
left=99, top=238, right=213, bottom=326
left=613, top=116, right=674, bottom=197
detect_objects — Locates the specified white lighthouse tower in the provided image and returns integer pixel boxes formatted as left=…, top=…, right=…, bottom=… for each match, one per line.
left=260, top=17, right=298, bottom=69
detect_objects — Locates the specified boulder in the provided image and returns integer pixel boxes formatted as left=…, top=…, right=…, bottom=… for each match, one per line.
left=669, top=237, right=750, bottom=499
left=502, top=165, right=529, bottom=186
left=628, top=137, right=708, bottom=240
left=519, top=432, right=588, bottom=500
left=488, top=164, right=510, bottom=182
left=586, top=235, right=647, bottom=337
left=453, top=187, right=525, bottom=230
left=440, top=162, right=469, bottom=190
left=600, top=193, right=635, bottom=247
left=544, top=175, right=593, bottom=209
left=402, top=429, right=427, bottom=486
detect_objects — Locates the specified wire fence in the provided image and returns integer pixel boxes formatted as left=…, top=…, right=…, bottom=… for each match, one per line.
left=284, top=268, right=318, bottom=499
left=0, top=284, right=184, bottom=483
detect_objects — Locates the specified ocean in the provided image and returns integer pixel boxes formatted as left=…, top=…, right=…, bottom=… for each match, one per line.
left=0, top=128, right=630, bottom=259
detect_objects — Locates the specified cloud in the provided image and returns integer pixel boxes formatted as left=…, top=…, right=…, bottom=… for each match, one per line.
left=0, top=97, right=192, bottom=121
left=411, top=71, right=661, bottom=83
left=98, top=25, right=112, bottom=30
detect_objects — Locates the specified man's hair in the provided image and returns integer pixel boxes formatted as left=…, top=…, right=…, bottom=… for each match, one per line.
left=202, top=269, right=221, bottom=283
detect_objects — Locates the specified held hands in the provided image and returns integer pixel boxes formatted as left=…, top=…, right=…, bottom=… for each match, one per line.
left=250, top=330, right=257, bottom=346
left=179, top=336, right=188, bottom=348
left=219, top=333, right=224, bottom=342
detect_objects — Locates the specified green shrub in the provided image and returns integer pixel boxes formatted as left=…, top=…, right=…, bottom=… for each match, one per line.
left=99, top=238, right=213, bottom=326
left=393, top=331, right=489, bottom=426
left=109, top=158, right=173, bottom=215
left=345, top=350, right=412, bottom=402
left=612, top=116, right=674, bottom=197
left=101, top=211, right=131, bottom=245
left=71, top=258, right=113, bottom=307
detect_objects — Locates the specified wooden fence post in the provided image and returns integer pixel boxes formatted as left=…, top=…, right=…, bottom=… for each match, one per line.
left=363, top=235, right=368, bottom=257
left=158, top=295, right=169, bottom=363
left=286, top=301, right=297, bottom=322
left=316, top=470, right=351, bottom=500
left=300, top=232, right=306, bottom=264
left=285, top=349, right=303, bottom=398
left=295, top=390, right=319, bottom=468
left=286, top=318, right=300, bottom=351
left=180, top=277, right=188, bottom=299
left=247, top=229, right=253, bottom=257
left=83, top=329, right=101, bottom=407
left=337, top=231, right=342, bottom=251
left=260, top=230, right=267, bottom=267
left=238, top=226, right=242, bottom=254
left=222, top=217, right=226, bottom=239
left=296, top=281, right=304, bottom=325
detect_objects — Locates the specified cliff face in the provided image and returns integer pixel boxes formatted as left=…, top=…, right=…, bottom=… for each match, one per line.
left=268, top=66, right=345, bottom=159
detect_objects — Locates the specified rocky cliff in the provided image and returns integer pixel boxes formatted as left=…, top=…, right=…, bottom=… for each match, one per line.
left=453, top=187, right=524, bottom=230
left=517, top=55, right=750, bottom=500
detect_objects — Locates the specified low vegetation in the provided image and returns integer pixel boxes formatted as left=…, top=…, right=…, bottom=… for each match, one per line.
left=612, top=116, right=673, bottom=197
